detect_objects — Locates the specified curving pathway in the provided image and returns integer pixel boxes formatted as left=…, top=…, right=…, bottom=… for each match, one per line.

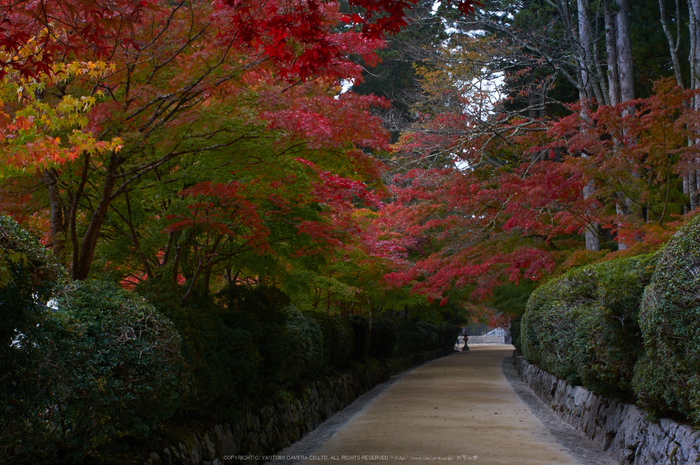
left=271, top=345, right=616, bottom=465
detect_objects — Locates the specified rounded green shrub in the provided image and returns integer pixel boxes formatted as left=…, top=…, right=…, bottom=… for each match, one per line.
left=283, top=306, right=324, bottom=384
left=55, top=281, right=185, bottom=449
left=521, top=253, right=658, bottom=397
left=305, top=312, right=354, bottom=371
left=369, top=318, right=398, bottom=359
left=633, top=215, right=700, bottom=424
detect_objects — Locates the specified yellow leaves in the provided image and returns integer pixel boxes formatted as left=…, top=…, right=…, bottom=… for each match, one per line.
left=0, top=39, right=120, bottom=177
left=56, top=60, right=116, bottom=81
left=351, top=208, right=379, bottom=219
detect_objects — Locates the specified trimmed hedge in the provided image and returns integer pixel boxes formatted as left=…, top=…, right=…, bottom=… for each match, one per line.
left=521, top=253, right=658, bottom=398
left=394, top=319, right=427, bottom=355
left=389, top=319, right=459, bottom=357
left=510, top=316, right=522, bottom=351
left=219, top=285, right=291, bottom=388
left=416, top=321, right=440, bottom=350
left=369, top=318, right=398, bottom=359
left=633, top=214, right=700, bottom=423
left=349, top=315, right=370, bottom=361
left=438, top=322, right=462, bottom=349
left=283, top=306, right=324, bottom=384
left=305, top=312, right=354, bottom=371
left=137, top=283, right=263, bottom=416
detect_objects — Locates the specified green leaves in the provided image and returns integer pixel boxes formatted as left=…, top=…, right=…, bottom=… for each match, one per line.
left=0, top=37, right=121, bottom=178
left=633, top=214, right=700, bottom=423
left=521, top=252, right=659, bottom=398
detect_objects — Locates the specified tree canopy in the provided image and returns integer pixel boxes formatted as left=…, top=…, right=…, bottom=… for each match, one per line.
left=2, top=0, right=700, bottom=321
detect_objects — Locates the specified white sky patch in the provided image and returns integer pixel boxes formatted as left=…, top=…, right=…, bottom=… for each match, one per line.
left=339, top=79, right=354, bottom=95
left=469, top=70, right=506, bottom=115
left=454, top=158, right=471, bottom=171
left=452, top=71, right=506, bottom=172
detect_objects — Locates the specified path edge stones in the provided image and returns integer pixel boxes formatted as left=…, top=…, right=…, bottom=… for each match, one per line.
left=511, top=353, right=700, bottom=465
left=502, top=355, right=617, bottom=465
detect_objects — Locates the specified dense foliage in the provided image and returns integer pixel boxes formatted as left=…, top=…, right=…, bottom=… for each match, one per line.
left=0, top=223, right=460, bottom=464
left=0, top=215, right=67, bottom=463
left=1, top=277, right=184, bottom=464
left=520, top=253, right=658, bottom=398
left=0, top=215, right=65, bottom=347
left=633, top=214, right=700, bottom=423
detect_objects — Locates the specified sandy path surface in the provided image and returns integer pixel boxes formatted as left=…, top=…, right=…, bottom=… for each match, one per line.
left=271, top=345, right=616, bottom=465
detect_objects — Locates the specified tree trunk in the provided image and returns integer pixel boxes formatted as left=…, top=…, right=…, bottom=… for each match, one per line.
left=577, top=0, right=593, bottom=99
left=689, top=0, right=700, bottom=209
left=577, top=0, right=605, bottom=103
left=616, top=0, right=635, bottom=104
left=691, top=170, right=699, bottom=211
left=613, top=0, right=637, bottom=250
left=72, top=151, right=121, bottom=280
left=43, top=168, right=67, bottom=264
left=689, top=0, right=700, bottom=109
left=605, top=2, right=621, bottom=105
left=555, top=0, right=587, bottom=96
left=583, top=182, right=600, bottom=251
left=659, top=0, right=686, bottom=87
left=591, top=3, right=610, bottom=105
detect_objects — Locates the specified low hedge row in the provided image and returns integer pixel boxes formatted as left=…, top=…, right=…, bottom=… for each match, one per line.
left=521, top=214, right=700, bottom=424
left=0, top=216, right=462, bottom=464
left=5, top=281, right=460, bottom=464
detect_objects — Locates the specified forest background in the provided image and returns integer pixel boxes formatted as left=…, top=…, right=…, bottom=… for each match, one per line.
left=3, top=0, right=700, bottom=462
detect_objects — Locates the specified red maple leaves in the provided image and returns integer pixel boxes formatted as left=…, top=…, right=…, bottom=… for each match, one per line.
left=215, top=0, right=477, bottom=79
left=0, top=0, right=151, bottom=78
left=379, top=79, right=700, bottom=304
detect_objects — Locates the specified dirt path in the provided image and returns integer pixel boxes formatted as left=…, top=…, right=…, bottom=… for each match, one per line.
left=271, top=345, right=616, bottom=465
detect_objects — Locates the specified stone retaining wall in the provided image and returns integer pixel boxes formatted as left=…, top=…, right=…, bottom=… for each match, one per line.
left=513, top=354, right=700, bottom=464
left=144, top=348, right=452, bottom=465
